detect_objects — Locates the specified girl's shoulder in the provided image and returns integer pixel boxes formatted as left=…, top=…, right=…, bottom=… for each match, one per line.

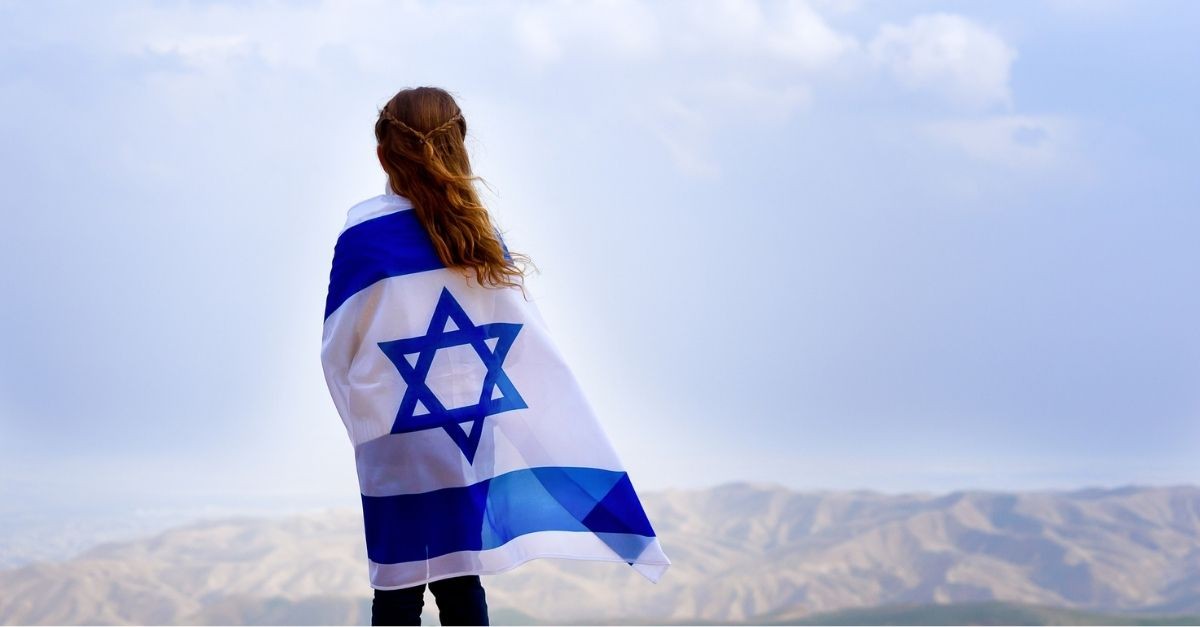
left=341, top=193, right=413, bottom=234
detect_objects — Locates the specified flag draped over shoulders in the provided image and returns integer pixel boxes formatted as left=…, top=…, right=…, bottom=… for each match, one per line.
left=320, top=186, right=671, bottom=589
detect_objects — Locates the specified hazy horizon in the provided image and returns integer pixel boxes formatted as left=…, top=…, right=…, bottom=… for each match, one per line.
left=5, top=483, right=1200, bottom=625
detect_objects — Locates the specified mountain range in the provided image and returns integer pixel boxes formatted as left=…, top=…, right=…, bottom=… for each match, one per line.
left=1, top=482, right=1198, bottom=625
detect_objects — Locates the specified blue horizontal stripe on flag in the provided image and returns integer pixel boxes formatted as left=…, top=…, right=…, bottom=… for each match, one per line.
left=361, top=466, right=657, bottom=565
left=324, top=209, right=445, bottom=320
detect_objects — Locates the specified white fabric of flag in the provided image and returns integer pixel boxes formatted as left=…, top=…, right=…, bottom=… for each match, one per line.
left=321, top=186, right=672, bottom=589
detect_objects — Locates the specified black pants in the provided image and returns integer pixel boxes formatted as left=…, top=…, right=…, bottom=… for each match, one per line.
left=371, top=574, right=489, bottom=626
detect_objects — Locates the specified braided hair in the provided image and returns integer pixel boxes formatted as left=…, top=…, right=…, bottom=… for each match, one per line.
left=381, top=108, right=463, bottom=146
left=374, top=86, right=533, bottom=294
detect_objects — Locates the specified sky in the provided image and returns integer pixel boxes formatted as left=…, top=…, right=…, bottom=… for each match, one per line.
left=0, top=0, right=1198, bottom=515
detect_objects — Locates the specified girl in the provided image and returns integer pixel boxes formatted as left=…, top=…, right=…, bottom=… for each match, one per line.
left=321, top=86, right=669, bottom=627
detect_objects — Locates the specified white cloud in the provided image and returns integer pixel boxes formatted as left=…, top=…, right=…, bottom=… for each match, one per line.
left=110, top=1, right=356, bottom=71
left=69, top=0, right=1038, bottom=181
left=512, top=0, right=661, bottom=67
left=102, top=1, right=521, bottom=76
left=522, top=0, right=852, bottom=176
left=764, top=0, right=859, bottom=69
left=515, top=0, right=856, bottom=71
left=923, top=114, right=1077, bottom=169
left=140, top=34, right=253, bottom=69
left=869, top=13, right=1017, bottom=109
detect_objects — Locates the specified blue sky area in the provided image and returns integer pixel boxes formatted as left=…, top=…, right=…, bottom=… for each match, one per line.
left=0, top=1, right=1197, bottom=513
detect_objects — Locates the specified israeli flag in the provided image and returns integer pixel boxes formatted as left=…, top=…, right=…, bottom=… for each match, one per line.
left=321, top=186, right=672, bottom=589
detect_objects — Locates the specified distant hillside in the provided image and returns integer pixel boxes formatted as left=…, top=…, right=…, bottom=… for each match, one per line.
left=767, top=601, right=1200, bottom=626
left=2, top=483, right=1199, bottom=625
left=178, top=598, right=1200, bottom=626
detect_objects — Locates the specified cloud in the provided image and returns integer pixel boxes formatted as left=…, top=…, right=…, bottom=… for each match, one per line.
left=869, top=13, right=1017, bottom=109
left=94, top=1, right=522, bottom=76
left=112, top=1, right=1035, bottom=183
left=512, top=0, right=661, bottom=67
left=513, top=0, right=856, bottom=70
left=763, top=0, right=859, bottom=69
left=528, top=0, right=852, bottom=176
left=923, top=114, right=1077, bottom=169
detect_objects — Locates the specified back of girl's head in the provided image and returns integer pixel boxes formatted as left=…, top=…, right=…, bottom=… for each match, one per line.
left=375, top=86, right=531, bottom=292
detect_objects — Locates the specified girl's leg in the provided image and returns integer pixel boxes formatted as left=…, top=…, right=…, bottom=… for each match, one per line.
left=428, top=575, right=489, bottom=626
left=372, top=583, right=426, bottom=626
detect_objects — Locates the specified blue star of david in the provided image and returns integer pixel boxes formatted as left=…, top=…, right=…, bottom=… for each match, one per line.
left=377, top=287, right=527, bottom=464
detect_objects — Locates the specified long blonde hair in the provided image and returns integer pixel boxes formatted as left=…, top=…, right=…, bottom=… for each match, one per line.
left=374, top=86, right=533, bottom=292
